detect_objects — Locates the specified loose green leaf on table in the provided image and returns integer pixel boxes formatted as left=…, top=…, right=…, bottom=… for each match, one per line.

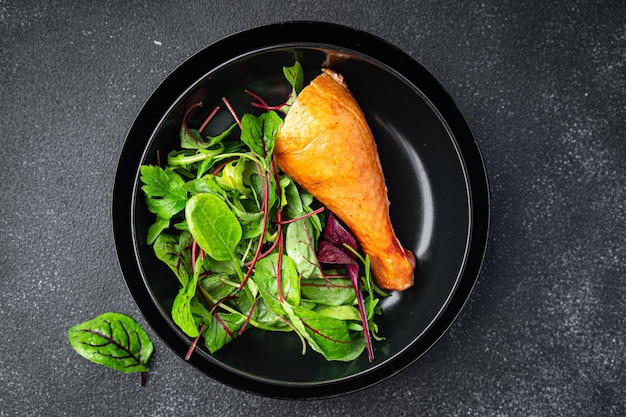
left=67, top=312, right=154, bottom=384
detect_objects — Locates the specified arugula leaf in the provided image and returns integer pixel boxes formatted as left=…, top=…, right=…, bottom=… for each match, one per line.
left=215, top=158, right=250, bottom=194
left=67, top=312, right=153, bottom=374
left=167, top=145, right=225, bottom=168
left=140, top=165, right=188, bottom=219
left=186, top=193, right=242, bottom=261
left=181, top=123, right=237, bottom=150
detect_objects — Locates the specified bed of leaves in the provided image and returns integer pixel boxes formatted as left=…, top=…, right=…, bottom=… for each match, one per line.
left=138, top=61, right=386, bottom=362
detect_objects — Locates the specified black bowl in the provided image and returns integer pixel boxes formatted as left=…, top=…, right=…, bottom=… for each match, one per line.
left=112, top=21, right=489, bottom=399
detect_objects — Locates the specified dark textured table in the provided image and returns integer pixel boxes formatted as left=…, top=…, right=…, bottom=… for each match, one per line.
left=2, top=1, right=624, bottom=416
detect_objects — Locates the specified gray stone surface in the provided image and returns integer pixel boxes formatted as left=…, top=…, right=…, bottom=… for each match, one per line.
left=1, top=0, right=624, bottom=415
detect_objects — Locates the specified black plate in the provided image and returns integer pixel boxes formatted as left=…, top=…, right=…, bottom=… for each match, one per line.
left=112, top=22, right=489, bottom=399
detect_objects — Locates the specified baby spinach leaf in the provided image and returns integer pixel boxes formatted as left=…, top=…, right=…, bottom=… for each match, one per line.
left=140, top=165, right=188, bottom=219
left=67, top=312, right=153, bottom=374
left=186, top=193, right=242, bottom=261
left=171, top=273, right=200, bottom=338
left=252, top=297, right=288, bottom=328
left=334, top=333, right=367, bottom=362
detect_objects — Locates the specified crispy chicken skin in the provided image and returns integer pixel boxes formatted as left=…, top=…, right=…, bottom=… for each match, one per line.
left=275, top=69, right=415, bottom=291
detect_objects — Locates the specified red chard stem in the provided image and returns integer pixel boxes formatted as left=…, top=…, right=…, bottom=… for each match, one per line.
left=222, top=97, right=241, bottom=129
left=199, top=106, right=220, bottom=132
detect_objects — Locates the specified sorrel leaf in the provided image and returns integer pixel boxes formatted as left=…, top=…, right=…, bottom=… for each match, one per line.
left=283, top=61, right=304, bottom=95
left=285, top=219, right=323, bottom=279
left=300, top=277, right=356, bottom=306
left=284, top=304, right=353, bottom=360
left=186, top=193, right=242, bottom=261
left=254, top=254, right=300, bottom=315
left=153, top=232, right=193, bottom=286
left=322, top=213, right=357, bottom=256
left=180, top=126, right=205, bottom=149
left=203, top=311, right=246, bottom=353
left=67, top=312, right=153, bottom=373
left=240, top=111, right=282, bottom=160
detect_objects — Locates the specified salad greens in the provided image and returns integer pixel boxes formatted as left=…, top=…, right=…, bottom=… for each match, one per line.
left=67, top=312, right=154, bottom=386
left=139, top=61, right=385, bottom=362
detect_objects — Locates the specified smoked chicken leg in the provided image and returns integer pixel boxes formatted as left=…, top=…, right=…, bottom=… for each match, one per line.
left=275, top=69, right=415, bottom=291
